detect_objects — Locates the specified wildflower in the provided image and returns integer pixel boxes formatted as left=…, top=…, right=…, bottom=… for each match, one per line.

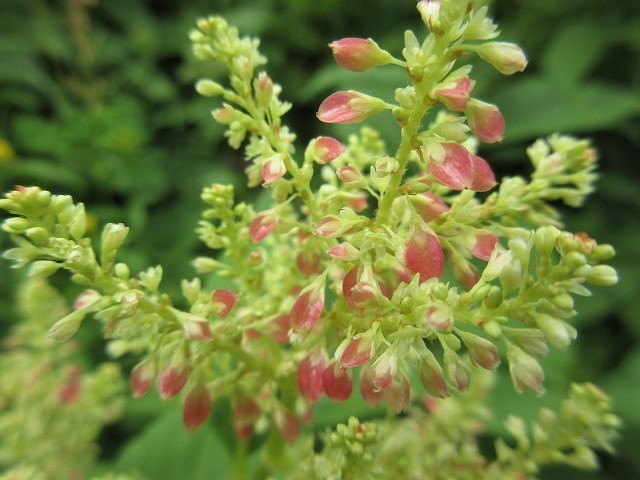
left=211, top=289, right=239, bottom=317
left=329, top=37, right=394, bottom=72
left=290, top=276, right=326, bottom=331
left=405, top=223, right=444, bottom=281
left=307, top=136, right=345, bottom=164
left=249, top=210, right=279, bottom=242
left=465, top=99, right=505, bottom=143
left=428, top=142, right=496, bottom=191
left=297, top=350, right=327, bottom=403
left=322, top=360, right=353, bottom=401
left=317, top=90, right=387, bottom=124
left=131, top=359, right=156, bottom=398
left=183, top=383, right=212, bottom=430
left=476, top=42, right=528, bottom=75
left=431, top=77, right=473, bottom=111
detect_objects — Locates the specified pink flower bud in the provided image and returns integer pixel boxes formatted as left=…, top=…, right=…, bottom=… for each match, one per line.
left=183, top=314, right=212, bottom=341
left=443, top=351, right=472, bottom=392
left=336, top=165, right=365, bottom=184
left=432, top=77, right=473, bottom=112
left=341, top=333, right=376, bottom=368
left=274, top=409, right=300, bottom=443
left=261, top=155, right=286, bottom=184
left=290, top=277, right=326, bottom=331
left=158, top=364, right=189, bottom=400
left=328, top=242, right=360, bottom=262
left=384, top=373, right=411, bottom=413
left=297, top=351, right=327, bottom=403
left=329, top=37, right=393, bottom=72
left=322, top=361, right=353, bottom=401
left=232, top=395, right=261, bottom=425
left=506, top=328, right=549, bottom=357
left=342, top=266, right=362, bottom=313
left=317, top=90, right=387, bottom=124
left=371, top=348, right=398, bottom=391
left=309, top=136, right=345, bottom=164
left=359, top=366, right=385, bottom=406
left=465, top=99, right=505, bottom=143
left=451, top=257, right=479, bottom=291
left=471, top=233, right=499, bottom=261
left=476, top=42, right=528, bottom=75
left=458, top=331, right=500, bottom=371
left=131, top=359, right=156, bottom=398
left=419, top=352, right=449, bottom=398
left=73, top=289, right=101, bottom=310
left=267, top=313, right=291, bottom=344
left=411, top=192, right=450, bottom=222
left=405, top=223, right=444, bottom=281
left=183, top=384, right=212, bottom=430
left=345, top=193, right=369, bottom=213
left=316, top=215, right=350, bottom=238
left=296, top=249, right=321, bottom=277
left=249, top=211, right=279, bottom=243
left=211, top=289, right=239, bottom=318
left=428, top=143, right=496, bottom=192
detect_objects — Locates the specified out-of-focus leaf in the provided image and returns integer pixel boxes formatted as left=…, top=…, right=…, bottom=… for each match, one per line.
left=601, top=348, right=640, bottom=426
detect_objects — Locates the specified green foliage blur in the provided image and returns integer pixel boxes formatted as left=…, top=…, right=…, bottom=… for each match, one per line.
left=1, top=0, right=639, bottom=478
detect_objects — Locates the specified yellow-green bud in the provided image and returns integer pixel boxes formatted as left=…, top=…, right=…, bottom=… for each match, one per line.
left=195, top=79, right=225, bottom=97
left=586, top=265, right=618, bottom=286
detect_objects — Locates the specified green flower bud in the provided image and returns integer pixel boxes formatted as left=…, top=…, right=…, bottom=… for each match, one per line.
left=593, top=244, right=615, bottom=262
left=101, top=223, right=129, bottom=256
left=114, top=263, right=130, bottom=280
left=564, top=251, right=587, bottom=270
left=48, top=310, right=86, bottom=342
left=484, top=285, right=503, bottom=309
left=195, top=79, right=225, bottom=97
left=3, top=217, right=30, bottom=234
left=586, top=265, right=618, bottom=286
left=534, top=225, right=560, bottom=257
left=29, top=260, right=62, bottom=279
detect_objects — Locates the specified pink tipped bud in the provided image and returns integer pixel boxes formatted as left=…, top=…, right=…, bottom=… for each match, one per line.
left=458, top=331, right=500, bottom=371
left=322, top=361, right=353, bottom=401
left=211, top=289, right=239, bottom=318
left=443, top=351, right=472, bottom=392
left=249, top=211, right=279, bottom=243
left=232, top=396, right=261, bottom=425
left=317, top=90, right=387, bottom=124
left=274, top=409, right=300, bottom=443
left=131, top=359, right=157, bottom=398
left=507, top=345, right=545, bottom=395
left=432, top=77, right=473, bottom=112
left=465, top=99, right=505, bottom=144
left=428, top=142, right=474, bottom=190
left=267, top=313, right=291, bottom=344
left=341, top=333, right=376, bottom=368
left=384, top=373, right=411, bottom=413
left=411, top=192, right=450, bottom=222
left=183, top=384, right=212, bottom=430
left=262, top=155, right=286, bottom=184
left=471, top=233, right=499, bottom=261
left=308, top=136, right=345, bottom=164
left=296, top=249, right=321, bottom=277
left=73, top=289, right=101, bottom=310
left=316, top=215, right=349, bottom=238
left=419, top=351, right=449, bottom=398
left=182, top=314, right=212, bottom=341
left=290, top=277, right=326, bottom=331
left=158, top=364, right=189, bottom=400
left=328, top=242, right=360, bottom=262
left=297, top=351, right=327, bottom=403
left=329, top=37, right=393, bottom=72
left=336, top=165, right=365, bottom=184
left=345, top=193, right=368, bottom=212
left=371, top=348, right=398, bottom=391
left=476, top=42, right=528, bottom=75
left=405, top=223, right=444, bottom=281
left=470, top=155, right=497, bottom=192
left=359, top=366, right=385, bottom=406
left=342, top=266, right=361, bottom=313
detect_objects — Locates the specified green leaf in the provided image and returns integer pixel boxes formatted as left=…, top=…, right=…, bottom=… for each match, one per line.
left=113, top=407, right=233, bottom=480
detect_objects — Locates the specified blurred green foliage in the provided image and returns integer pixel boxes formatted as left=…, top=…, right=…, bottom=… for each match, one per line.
left=1, top=0, right=639, bottom=478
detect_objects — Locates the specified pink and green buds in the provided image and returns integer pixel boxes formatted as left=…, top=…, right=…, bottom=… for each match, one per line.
left=341, top=331, right=377, bottom=368
left=475, top=42, right=528, bottom=75
left=211, top=289, right=239, bottom=317
left=431, top=77, right=473, bottom=112
left=306, top=136, right=345, bottom=164
left=419, top=350, right=449, bottom=398
left=329, top=37, right=395, bottom=72
left=405, top=223, right=444, bottom=281
left=465, top=99, right=505, bottom=143
left=359, top=366, right=385, bottom=406
left=183, top=383, right=212, bottom=430
left=158, top=364, right=190, bottom=400
left=297, top=350, right=327, bottom=403
left=290, top=275, right=326, bottom=331
left=458, top=331, right=500, bottom=371
left=471, top=233, right=500, bottom=261
left=507, top=345, right=545, bottom=395
left=428, top=143, right=496, bottom=191
left=249, top=210, right=279, bottom=242
left=443, top=350, right=472, bottom=392
left=317, top=90, right=388, bottom=124
left=322, top=360, right=353, bottom=401
left=131, top=359, right=157, bottom=398
left=261, top=155, right=286, bottom=184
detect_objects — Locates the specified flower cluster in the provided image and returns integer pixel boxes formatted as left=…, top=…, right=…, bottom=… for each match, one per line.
left=0, top=0, right=620, bottom=477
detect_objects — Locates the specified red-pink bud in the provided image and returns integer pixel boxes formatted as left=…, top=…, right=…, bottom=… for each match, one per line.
left=131, top=359, right=156, bottom=398
left=183, top=384, right=211, bottom=430
left=322, top=361, right=353, bottom=401
left=158, top=364, right=189, bottom=400
left=342, top=266, right=361, bottom=313
left=432, top=77, right=473, bottom=112
left=261, top=156, right=286, bottom=184
left=459, top=331, right=500, bottom=371
left=341, top=333, right=376, bottom=368
left=411, top=192, right=450, bottom=222
left=274, top=409, right=300, bottom=443
left=465, top=99, right=505, bottom=144
left=309, top=136, right=345, bottom=164
left=58, top=366, right=83, bottom=404
left=336, top=165, right=364, bottom=184
left=296, top=249, right=321, bottom=277
left=329, top=37, right=392, bottom=72
left=290, top=277, right=326, bottom=331
left=267, top=313, right=291, bottom=343
left=428, top=143, right=496, bottom=192
left=249, top=211, right=278, bottom=243
left=359, top=366, right=385, bottom=406
left=211, top=289, right=239, bottom=318
left=232, top=396, right=261, bottom=425
left=317, top=90, right=387, bottom=124
left=371, top=348, right=398, bottom=391
left=471, top=233, right=499, bottom=261
left=470, top=154, right=497, bottom=192
left=183, top=315, right=212, bottom=341
left=419, top=352, right=449, bottom=398
left=73, top=289, right=101, bottom=310
left=384, top=373, right=411, bottom=413
left=345, top=193, right=368, bottom=213
left=328, top=242, right=360, bottom=262
left=405, top=223, right=444, bottom=281
left=297, top=351, right=327, bottom=403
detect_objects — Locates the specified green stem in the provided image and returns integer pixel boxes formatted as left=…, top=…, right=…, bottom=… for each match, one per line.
left=233, top=440, right=248, bottom=480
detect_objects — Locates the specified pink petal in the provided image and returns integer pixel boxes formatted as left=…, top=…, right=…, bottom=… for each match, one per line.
left=428, top=143, right=475, bottom=190
left=470, top=155, right=497, bottom=192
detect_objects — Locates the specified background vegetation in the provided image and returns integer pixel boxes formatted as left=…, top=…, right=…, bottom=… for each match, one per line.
left=1, top=0, right=639, bottom=478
